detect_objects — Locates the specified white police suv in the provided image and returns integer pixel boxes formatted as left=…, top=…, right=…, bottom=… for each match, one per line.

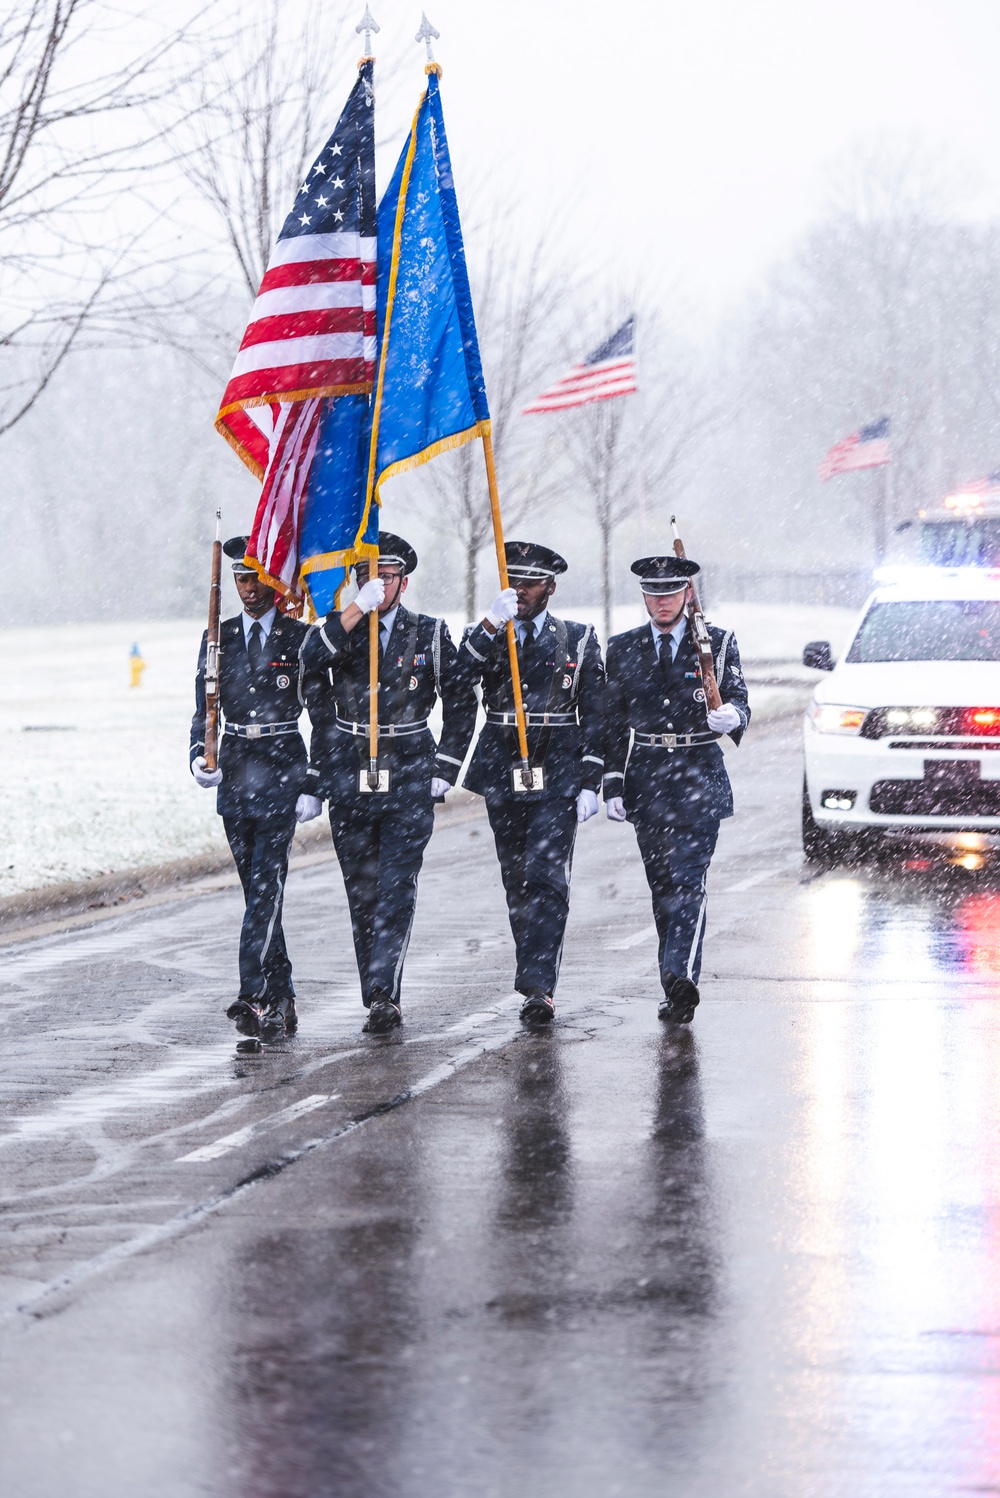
left=802, top=568, right=1000, bottom=863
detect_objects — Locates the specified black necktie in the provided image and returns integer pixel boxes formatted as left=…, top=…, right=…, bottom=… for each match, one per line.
left=247, top=621, right=263, bottom=671
left=519, top=619, right=535, bottom=657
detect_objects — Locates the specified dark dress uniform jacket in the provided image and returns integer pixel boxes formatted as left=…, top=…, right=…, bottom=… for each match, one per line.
left=190, top=613, right=313, bottom=818
left=460, top=616, right=606, bottom=802
left=302, top=606, right=477, bottom=805
left=604, top=622, right=750, bottom=825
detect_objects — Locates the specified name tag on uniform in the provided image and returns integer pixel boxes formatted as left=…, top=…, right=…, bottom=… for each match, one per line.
left=512, top=765, right=545, bottom=794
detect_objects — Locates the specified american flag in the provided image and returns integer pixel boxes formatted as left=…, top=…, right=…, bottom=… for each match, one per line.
left=819, top=418, right=891, bottom=481
left=951, top=470, right=1000, bottom=498
left=522, top=317, right=637, bottom=414
left=215, top=60, right=375, bottom=606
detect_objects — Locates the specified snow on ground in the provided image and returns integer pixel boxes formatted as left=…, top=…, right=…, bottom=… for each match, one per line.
left=0, top=603, right=857, bottom=897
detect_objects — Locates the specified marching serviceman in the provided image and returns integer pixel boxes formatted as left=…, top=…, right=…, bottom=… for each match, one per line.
left=460, top=541, right=606, bottom=1026
left=190, top=538, right=323, bottom=1045
left=302, top=533, right=477, bottom=1035
left=604, top=553, right=750, bottom=1024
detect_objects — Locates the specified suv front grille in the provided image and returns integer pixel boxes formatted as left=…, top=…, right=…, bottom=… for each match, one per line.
left=862, top=707, right=1000, bottom=739
left=870, top=760, right=1000, bottom=816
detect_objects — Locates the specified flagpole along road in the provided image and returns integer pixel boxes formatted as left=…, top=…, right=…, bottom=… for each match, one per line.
left=2, top=718, right=1000, bottom=1497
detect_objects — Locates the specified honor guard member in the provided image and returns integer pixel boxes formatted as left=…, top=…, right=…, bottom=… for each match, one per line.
left=301, top=533, right=477, bottom=1035
left=460, top=541, right=606, bottom=1026
left=604, top=553, right=750, bottom=1024
left=190, top=538, right=323, bottom=1044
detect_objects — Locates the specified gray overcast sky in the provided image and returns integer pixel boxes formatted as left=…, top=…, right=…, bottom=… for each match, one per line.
left=346, top=0, right=1000, bottom=314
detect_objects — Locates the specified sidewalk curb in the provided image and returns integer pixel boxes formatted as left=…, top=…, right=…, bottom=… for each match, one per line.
left=0, top=789, right=483, bottom=940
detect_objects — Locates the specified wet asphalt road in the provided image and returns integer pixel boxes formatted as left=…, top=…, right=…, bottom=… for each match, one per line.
left=3, top=718, right=1000, bottom=1497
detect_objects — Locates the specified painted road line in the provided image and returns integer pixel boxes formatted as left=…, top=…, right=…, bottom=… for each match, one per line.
left=608, top=926, right=657, bottom=951
left=607, top=856, right=802, bottom=949
left=8, top=1027, right=518, bottom=1323
left=178, top=1093, right=338, bottom=1162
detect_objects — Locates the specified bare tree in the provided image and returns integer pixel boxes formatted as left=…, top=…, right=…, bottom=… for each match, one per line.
left=0, top=0, right=220, bottom=434
left=181, top=0, right=407, bottom=358
left=559, top=309, right=720, bottom=638
left=717, top=137, right=1000, bottom=574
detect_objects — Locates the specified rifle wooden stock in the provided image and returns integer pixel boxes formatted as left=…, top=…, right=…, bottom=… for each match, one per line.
left=671, top=518, right=722, bottom=713
left=203, top=516, right=223, bottom=770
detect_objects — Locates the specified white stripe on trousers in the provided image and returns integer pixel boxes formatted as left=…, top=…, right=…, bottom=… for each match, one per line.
left=258, top=829, right=295, bottom=997
left=685, top=891, right=708, bottom=980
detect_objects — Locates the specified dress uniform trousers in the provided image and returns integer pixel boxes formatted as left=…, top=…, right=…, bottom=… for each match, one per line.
left=222, top=808, right=297, bottom=1003
left=634, top=818, right=720, bottom=988
left=329, top=800, right=435, bottom=1007
left=486, top=797, right=578, bottom=997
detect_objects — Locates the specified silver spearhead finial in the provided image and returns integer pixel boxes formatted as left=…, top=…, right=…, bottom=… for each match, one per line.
left=356, top=5, right=379, bottom=56
left=416, top=12, right=440, bottom=62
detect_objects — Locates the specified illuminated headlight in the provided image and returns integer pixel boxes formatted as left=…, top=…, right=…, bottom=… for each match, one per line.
left=810, top=703, right=868, bottom=735
left=884, top=707, right=939, bottom=730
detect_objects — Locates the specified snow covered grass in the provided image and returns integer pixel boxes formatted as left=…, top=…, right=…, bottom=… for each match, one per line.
left=0, top=602, right=857, bottom=897
left=0, top=620, right=224, bottom=898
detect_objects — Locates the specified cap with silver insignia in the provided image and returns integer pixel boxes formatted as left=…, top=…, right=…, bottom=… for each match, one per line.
left=504, top=540, right=568, bottom=581
left=630, top=554, right=701, bottom=594
left=356, top=531, right=418, bottom=576
left=223, top=536, right=256, bottom=575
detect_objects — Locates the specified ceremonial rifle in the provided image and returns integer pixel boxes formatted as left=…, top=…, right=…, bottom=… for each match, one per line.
left=670, top=515, right=722, bottom=713
left=203, top=509, right=223, bottom=770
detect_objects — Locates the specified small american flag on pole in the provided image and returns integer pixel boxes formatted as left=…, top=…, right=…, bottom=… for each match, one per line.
left=522, top=317, right=637, bottom=414
left=819, top=418, right=891, bottom=481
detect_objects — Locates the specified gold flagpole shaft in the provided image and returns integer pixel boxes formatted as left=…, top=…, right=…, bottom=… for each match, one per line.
left=368, top=545, right=380, bottom=787
left=481, top=430, right=533, bottom=787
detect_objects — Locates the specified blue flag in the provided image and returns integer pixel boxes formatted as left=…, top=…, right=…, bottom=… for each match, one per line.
left=364, top=65, right=490, bottom=521
left=299, top=393, right=377, bottom=615
left=300, top=66, right=490, bottom=616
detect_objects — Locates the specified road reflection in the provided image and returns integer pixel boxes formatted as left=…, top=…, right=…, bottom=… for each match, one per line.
left=215, top=1140, right=425, bottom=1497
left=805, top=858, right=1000, bottom=982
left=792, top=856, right=1000, bottom=1488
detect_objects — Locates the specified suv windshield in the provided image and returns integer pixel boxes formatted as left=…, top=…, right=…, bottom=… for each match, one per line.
left=847, top=599, right=1000, bottom=662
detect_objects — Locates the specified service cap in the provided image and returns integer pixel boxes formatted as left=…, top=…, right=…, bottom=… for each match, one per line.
left=357, top=531, right=418, bottom=576
left=223, top=536, right=256, bottom=575
left=505, top=540, right=568, bottom=581
left=630, top=554, right=701, bottom=594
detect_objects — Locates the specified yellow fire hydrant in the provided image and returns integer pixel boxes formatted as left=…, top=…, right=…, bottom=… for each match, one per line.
left=130, top=642, right=146, bottom=688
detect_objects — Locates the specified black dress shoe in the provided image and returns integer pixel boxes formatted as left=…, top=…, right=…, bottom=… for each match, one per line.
left=519, top=992, right=555, bottom=1025
left=259, top=996, right=296, bottom=1043
left=660, top=977, right=700, bottom=1025
left=365, top=995, right=402, bottom=1034
left=226, top=998, right=261, bottom=1037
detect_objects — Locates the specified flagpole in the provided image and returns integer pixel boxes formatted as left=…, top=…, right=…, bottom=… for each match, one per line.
left=481, top=431, right=533, bottom=788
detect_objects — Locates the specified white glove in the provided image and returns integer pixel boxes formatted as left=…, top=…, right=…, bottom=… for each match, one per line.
left=606, top=796, right=627, bottom=822
left=707, top=702, right=742, bottom=734
left=485, top=588, right=518, bottom=628
left=295, top=793, right=323, bottom=823
left=430, top=776, right=451, bottom=800
left=355, top=577, right=386, bottom=613
left=576, top=788, right=599, bottom=824
left=192, top=755, right=222, bottom=788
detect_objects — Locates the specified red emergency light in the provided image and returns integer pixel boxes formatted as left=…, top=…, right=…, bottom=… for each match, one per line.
left=958, top=707, right=1000, bottom=735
